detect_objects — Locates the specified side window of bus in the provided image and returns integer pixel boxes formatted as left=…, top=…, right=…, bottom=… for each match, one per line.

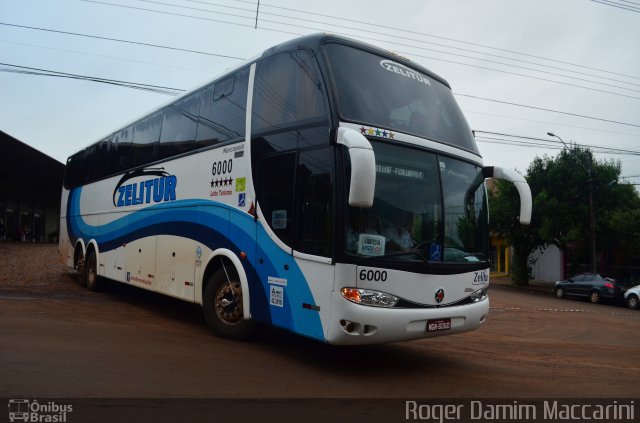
left=112, top=126, right=133, bottom=173
left=96, top=137, right=113, bottom=179
left=159, top=90, right=202, bottom=159
left=196, top=68, right=249, bottom=148
left=295, top=148, right=333, bottom=256
left=252, top=50, right=328, bottom=135
left=252, top=49, right=333, bottom=255
left=131, top=111, right=162, bottom=168
left=257, top=152, right=296, bottom=247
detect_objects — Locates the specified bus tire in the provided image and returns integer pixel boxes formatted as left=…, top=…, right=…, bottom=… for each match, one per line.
left=203, top=269, right=255, bottom=340
left=75, top=248, right=85, bottom=286
left=84, top=250, right=103, bottom=292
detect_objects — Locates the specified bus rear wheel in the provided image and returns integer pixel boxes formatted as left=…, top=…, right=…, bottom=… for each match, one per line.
left=203, top=268, right=255, bottom=340
left=83, top=250, right=103, bottom=292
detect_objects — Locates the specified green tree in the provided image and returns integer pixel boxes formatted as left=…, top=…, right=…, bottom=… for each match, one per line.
left=489, top=145, right=639, bottom=285
left=489, top=178, right=541, bottom=286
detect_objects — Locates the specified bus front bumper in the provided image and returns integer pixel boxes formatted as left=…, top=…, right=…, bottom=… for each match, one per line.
left=326, top=291, right=490, bottom=345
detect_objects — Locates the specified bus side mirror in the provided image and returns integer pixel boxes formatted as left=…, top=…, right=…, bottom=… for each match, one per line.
left=337, top=128, right=376, bottom=208
left=483, top=166, right=532, bottom=225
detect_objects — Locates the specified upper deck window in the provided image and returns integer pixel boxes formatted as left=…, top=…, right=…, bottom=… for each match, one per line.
left=324, top=43, right=479, bottom=154
left=252, top=49, right=328, bottom=133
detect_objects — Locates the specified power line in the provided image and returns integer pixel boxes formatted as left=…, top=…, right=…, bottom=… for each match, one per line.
left=0, top=39, right=213, bottom=74
left=0, top=62, right=185, bottom=95
left=475, top=135, right=639, bottom=156
left=76, top=0, right=640, bottom=100
left=179, top=0, right=640, bottom=87
left=0, top=22, right=245, bottom=60
left=253, top=3, right=640, bottom=89
left=456, top=93, right=640, bottom=129
left=591, top=0, right=640, bottom=12
left=132, top=0, right=640, bottom=91
left=4, top=6, right=640, bottom=131
left=242, top=0, right=640, bottom=81
left=464, top=110, right=640, bottom=138
left=474, top=130, right=640, bottom=155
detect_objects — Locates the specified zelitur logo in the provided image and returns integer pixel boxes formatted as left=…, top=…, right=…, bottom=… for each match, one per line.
left=112, top=167, right=177, bottom=207
left=380, top=59, right=431, bottom=86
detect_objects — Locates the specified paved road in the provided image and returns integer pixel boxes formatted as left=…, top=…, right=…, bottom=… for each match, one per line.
left=1, top=244, right=639, bottom=401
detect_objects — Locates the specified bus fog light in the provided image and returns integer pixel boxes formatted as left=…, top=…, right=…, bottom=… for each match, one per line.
left=341, top=288, right=398, bottom=308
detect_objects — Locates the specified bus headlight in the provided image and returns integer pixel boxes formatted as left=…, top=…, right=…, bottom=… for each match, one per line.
left=469, top=287, right=489, bottom=302
left=341, top=288, right=399, bottom=308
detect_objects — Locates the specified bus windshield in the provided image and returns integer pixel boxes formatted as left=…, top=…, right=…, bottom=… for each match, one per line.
left=345, top=142, right=488, bottom=264
left=325, top=42, right=478, bottom=154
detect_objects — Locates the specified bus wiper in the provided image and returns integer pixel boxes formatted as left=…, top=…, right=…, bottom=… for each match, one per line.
left=383, top=249, right=431, bottom=265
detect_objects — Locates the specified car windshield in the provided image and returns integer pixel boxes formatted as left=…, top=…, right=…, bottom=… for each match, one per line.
left=325, top=42, right=479, bottom=154
left=344, top=141, right=488, bottom=264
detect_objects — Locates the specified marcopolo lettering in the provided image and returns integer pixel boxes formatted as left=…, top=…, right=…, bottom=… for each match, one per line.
left=380, top=59, right=431, bottom=86
left=115, top=175, right=177, bottom=207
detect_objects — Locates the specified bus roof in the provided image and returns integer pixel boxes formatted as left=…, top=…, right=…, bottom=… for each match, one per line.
left=70, top=33, right=452, bottom=159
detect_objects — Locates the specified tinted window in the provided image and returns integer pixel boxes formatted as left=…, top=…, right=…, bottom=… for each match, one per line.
left=295, top=148, right=333, bottom=256
left=160, top=91, right=201, bottom=158
left=324, top=43, right=478, bottom=154
left=64, top=155, right=79, bottom=188
left=197, top=68, right=248, bottom=148
left=98, top=137, right=113, bottom=179
left=344, top=142, right=443, bottom=260
left=251, top=126, right=329, bottom=179
left=252, top=50, right=328, bottom=134
left=131, top=112, right=162, bottom=167
left=257, top=152, right=296, bottom=247
left=113, top=126, right=134, bottom=172
left=439, top=156, right=488, bottom=262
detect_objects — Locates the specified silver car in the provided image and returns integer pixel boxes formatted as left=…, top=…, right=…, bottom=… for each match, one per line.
left=624, top=284, right=640, bottom=310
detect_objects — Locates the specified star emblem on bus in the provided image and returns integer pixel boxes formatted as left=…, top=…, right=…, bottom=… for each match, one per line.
left=359, top=126, right=395, bottom=140
left=210, top=177, right=234, bottom=187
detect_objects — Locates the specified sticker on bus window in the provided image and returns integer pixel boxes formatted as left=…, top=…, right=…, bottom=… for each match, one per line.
left=357, top=234, right=386, bottom=257
left=272, top=210, right=287, bottom=229
left=430, top=243, right=442, bottom=261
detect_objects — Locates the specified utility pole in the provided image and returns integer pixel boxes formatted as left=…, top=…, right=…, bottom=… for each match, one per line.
left=547, top=132, right=597, bottom=273
left=587, top=153, right=596, bottom=272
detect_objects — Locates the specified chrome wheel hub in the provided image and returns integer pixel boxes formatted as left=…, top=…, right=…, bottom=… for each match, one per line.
left=214, top=281, right=243, bottom=325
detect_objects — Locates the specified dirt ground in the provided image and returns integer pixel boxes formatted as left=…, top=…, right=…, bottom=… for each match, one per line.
left=1, top=243, right=639, bottom=421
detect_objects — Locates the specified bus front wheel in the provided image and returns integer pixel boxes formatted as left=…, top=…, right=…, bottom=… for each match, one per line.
left=203, top=269, right=255, bottom=340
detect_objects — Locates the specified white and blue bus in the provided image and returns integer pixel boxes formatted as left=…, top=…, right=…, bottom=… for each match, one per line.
left=60, top=34, right=531, bottom=345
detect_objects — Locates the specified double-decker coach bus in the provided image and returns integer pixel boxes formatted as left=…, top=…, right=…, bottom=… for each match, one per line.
left=60, top=34, right=531, bottom=345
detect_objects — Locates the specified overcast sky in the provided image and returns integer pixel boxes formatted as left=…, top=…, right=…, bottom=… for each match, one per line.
left=1, top=0, right=639, bottom=184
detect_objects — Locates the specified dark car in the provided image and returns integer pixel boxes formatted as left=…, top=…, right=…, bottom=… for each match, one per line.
left=554, top=273, right=626, bottom=304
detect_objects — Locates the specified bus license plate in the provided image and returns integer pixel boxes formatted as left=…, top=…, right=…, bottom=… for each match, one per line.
left=427, top=318, right=451, bottom=332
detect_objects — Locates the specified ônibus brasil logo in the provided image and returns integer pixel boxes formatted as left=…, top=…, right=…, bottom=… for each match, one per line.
left=8, top=399, right=73, bottom=422
left=113, top=167, right=177, bottom=207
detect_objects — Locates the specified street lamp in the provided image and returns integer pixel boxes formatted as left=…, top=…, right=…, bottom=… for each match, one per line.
left=547, top=132, right=597, bottom=273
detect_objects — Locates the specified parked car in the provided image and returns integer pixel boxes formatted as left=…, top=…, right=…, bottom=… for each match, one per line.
left=554, top=273, right=626, bottom=304
left=624, top=285, right=640, bottom=310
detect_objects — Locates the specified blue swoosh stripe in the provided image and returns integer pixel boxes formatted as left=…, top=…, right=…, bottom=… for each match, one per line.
left=66, top=187, right=325, bottom=341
